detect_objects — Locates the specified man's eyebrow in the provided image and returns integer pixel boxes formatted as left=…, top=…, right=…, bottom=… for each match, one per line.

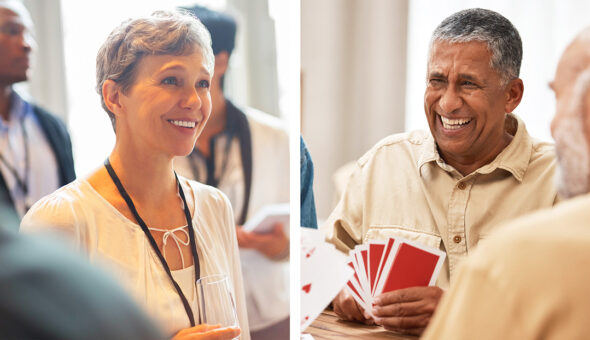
left=428, top=71, right=446, bottom=78
left=458, top=73, right=479, bottom=81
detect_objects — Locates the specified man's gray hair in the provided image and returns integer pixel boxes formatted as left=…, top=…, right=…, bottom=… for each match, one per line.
left=95, top=10, right=214, bottom=130
left=430, top=8, right=522, bottom=85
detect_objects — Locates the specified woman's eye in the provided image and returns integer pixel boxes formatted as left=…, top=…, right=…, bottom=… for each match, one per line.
left=197, top=79, right=210, bottom=88
left=162, top=77, right=177, bottom=85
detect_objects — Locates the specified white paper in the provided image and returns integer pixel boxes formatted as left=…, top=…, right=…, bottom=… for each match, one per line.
left=243, top=203, right=289, bottom=233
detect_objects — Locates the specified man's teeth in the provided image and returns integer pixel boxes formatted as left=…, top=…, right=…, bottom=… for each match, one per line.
left=169, top=120, right=196, bottom=128
left=440, top=115, right=471, bottom=130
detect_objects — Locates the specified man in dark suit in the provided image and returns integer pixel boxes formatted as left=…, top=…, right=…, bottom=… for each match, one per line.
left=0, top=0, right=75, bottom=222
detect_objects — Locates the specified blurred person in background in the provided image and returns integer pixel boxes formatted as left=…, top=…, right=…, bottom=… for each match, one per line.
left=422, top=26, right=590, bottom=340
left=21, top=10, right=247, bottom=340
left=325, top=8, right=558, bottom=335
left=0, top=204, right=163, bottom=340
left=301, top=136, right=317, bottom=229
left=177, top=5, right=289, bottom=340
left=0, top=0, right=75, bottom=222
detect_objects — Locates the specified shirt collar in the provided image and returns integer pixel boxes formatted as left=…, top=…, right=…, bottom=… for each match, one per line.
left=417, top=114, right=533, bottom=182
left=2, top=90, right=31, bottom=127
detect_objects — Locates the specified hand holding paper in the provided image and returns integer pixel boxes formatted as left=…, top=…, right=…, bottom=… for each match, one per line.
left=236, top=224, right=289, bottom=259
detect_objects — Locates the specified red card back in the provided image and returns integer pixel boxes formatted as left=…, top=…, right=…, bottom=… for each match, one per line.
left=369, top=243, right=385, bottom=293
left=381, top=243, right=440, bottom=293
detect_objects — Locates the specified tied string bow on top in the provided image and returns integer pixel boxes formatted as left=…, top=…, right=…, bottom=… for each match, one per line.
left=149, top=226, right=191, bottom=269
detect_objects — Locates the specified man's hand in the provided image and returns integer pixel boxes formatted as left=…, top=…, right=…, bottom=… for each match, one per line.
left=235, top=224, right=289, bottom=259
left=372, top=286, right=443, bottom=336
left=172, top=324, right=240, bottom=340
left=332, top=288, right=374, bottom=325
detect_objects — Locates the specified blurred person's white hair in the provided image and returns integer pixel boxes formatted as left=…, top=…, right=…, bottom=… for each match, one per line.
left=554, top=69, right=590, bottom=198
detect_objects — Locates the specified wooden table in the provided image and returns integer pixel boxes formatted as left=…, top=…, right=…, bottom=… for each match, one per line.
left=304, top=309, right=418, bottom=339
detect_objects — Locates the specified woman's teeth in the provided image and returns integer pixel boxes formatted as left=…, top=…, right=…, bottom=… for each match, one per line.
left=169, top=120, right=196, bottom=128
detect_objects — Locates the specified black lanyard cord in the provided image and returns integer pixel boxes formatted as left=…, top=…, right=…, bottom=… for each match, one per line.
left=104, top=158, right=201, bottom=326
left=0, top=115, right=30, bottom=206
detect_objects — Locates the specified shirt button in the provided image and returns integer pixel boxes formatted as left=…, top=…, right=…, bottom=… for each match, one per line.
left=453, top=235, right=462, bottom=243
left=457, top=182, right=466, bottom=190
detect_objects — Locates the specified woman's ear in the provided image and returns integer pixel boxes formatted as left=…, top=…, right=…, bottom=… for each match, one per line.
left=102, top=79, right=124, bottom=116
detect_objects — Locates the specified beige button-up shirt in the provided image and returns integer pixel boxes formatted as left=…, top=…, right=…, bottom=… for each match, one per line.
left=423, top=193, right=590, bottom=339
left=325, top=114, right=558, bottom=288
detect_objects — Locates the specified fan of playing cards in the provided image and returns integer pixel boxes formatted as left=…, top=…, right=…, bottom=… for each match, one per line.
left=345, top=237, right=446, bottom=317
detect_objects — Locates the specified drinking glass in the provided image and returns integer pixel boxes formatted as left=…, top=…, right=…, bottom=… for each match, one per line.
left=196, top=274, right=240, bottom=338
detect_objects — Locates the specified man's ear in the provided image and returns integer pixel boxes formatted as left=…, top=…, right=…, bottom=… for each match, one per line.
left=504, top=78, right=524, bottom=113
left=102, top=79, right=124, bottom=116
left=214, top=51, right=230, bottom=77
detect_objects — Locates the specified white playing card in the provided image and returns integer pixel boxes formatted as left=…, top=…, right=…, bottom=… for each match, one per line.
left=345, top=255, right=370, bottom=313
left=351, top=245, right=372, bottom=308
left=301, top=235, right=353, bottom=331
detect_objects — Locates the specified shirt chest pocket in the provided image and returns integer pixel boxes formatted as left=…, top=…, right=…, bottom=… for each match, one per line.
left=366, top=225, right=442, bottom=250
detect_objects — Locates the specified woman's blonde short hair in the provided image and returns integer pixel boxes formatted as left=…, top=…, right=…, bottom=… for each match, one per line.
left=95, top=10, right=214, bottom=129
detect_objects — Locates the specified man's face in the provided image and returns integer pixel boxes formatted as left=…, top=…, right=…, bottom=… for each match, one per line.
left=424, top=41, right=513, bottom=163
left=0, top=7, right=31, bottom=85
left=550, top=43, right=590, bottom=198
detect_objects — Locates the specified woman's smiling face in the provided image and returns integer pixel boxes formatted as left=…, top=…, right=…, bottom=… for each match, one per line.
left=116, top=50, right=213, bottom=157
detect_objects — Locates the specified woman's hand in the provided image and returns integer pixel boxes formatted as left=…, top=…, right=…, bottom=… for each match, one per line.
left=172, top=324, right=240, bottom=340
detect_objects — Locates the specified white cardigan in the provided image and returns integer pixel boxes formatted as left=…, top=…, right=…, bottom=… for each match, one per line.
left=21, top=178, right=250, bottom=339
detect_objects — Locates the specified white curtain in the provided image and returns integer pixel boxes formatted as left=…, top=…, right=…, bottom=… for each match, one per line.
left=301, top=0, right=409, bottom=219
left=20, top=0, right=68, bottom=120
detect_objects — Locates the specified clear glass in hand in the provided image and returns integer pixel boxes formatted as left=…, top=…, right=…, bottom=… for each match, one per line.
left=196, top=274, right=239, bottom=334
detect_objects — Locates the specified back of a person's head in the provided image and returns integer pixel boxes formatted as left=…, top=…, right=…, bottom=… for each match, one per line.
left=181, top=4, right=237, bottom=56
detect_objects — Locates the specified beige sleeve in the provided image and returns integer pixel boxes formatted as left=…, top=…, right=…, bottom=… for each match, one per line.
left=323, top=161, right=366, bottom=253
left=422, top=259, right=522, bottom=340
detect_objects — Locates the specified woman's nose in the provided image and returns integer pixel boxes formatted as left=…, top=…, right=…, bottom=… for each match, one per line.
left=182, top=87, right=201, bottom=110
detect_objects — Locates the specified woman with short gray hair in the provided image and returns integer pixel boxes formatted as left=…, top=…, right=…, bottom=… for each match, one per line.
left=21, top=10, right=249, bottom=340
